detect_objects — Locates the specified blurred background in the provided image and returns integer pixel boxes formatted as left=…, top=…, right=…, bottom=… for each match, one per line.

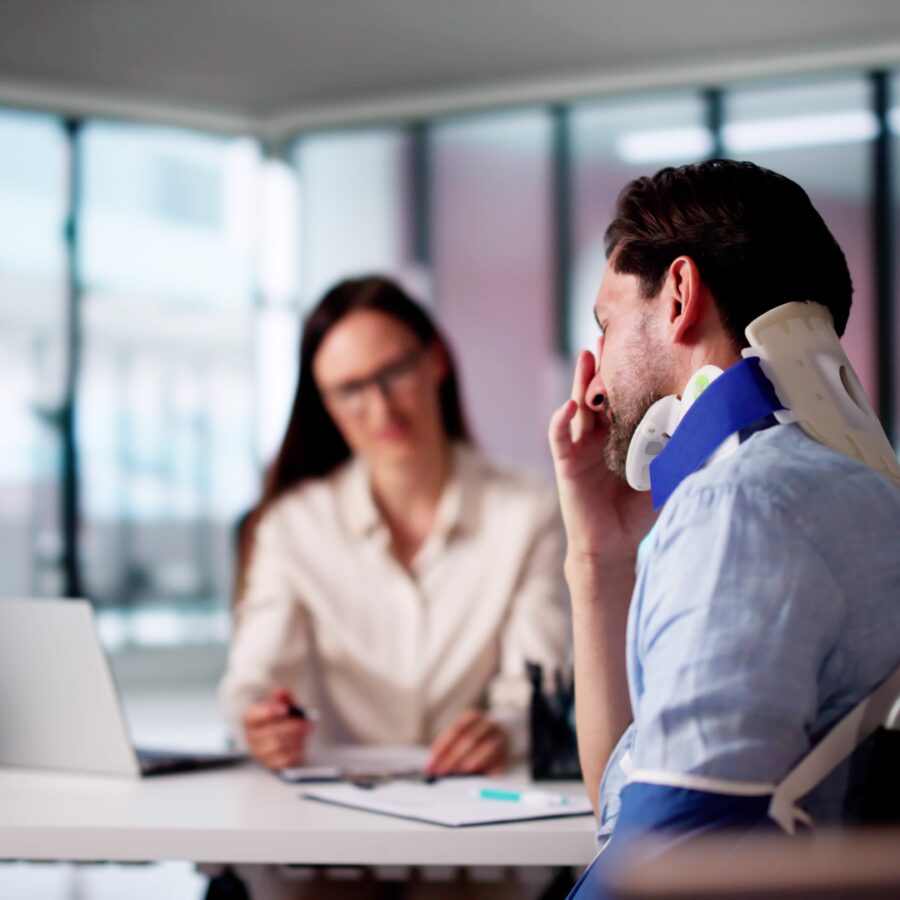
left=2, top=2, right=900, bottom=894
left=1, top=0, right=899, bottom=707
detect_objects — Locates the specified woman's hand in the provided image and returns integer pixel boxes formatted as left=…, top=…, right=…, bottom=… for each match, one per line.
left=426, top=709, right=510, bottom=776
left=242, top=687, right=315, bottom=770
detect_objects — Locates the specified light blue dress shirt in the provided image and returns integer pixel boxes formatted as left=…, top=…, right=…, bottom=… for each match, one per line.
left=598, top=422, right=900, bottom=841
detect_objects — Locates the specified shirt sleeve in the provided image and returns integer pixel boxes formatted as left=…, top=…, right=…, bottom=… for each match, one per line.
left=630, top=479, right=846, bottom=787
left=218, top=504, right=313, bottom=744
left=572, top=483, right=848, bottom=899
left=487, top=487, right=570, bottom=758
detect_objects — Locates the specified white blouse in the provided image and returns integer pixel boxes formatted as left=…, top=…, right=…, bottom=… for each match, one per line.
left=219, top=445, right=569, bottom=755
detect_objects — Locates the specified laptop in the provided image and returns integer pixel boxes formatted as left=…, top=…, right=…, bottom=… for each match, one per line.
left=0, top=598, right=244, bottom=777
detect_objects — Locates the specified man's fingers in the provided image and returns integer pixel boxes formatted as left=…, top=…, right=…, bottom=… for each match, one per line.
left=572, top=351, right=601, bottom=442
left=570, top=350, right=596, bottom=405
left=549, top=399, right=577, bottom=462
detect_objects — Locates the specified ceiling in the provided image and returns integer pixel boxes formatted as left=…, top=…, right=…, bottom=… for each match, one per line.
left=2, top=0, right=900, bottom=134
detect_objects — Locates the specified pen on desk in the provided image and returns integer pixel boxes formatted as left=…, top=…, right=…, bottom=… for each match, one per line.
left=285, top=701, right=320, bottom=722
left=473, top=788, right=570, bottom=806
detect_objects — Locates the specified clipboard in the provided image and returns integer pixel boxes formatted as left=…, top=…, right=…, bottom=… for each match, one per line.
left=279, top=744, right=431, bottom=784
left=302, top=777, right=593, bottom=827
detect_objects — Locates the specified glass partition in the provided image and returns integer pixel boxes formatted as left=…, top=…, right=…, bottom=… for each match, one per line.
left=431, top=109, right=555, bottom=468
left=721, top=76, right=878, bottom=405
left=293, top=128, right=418, bottom=310
left=0, top=109, right=67, bottom=597
left=78, top=123, right=262, bottom=640
left=889, top=73, right=900, bottom=448
left=567, top=91, right=710, bottom=355
left=2, top=63, right=898, bottom=648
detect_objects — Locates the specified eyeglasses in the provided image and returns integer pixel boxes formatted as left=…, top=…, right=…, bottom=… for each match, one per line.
left=320, top=346, right=428, bottom=418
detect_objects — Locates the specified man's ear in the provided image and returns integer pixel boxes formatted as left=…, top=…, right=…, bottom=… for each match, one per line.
left=664, top=256, right=705, bottom=345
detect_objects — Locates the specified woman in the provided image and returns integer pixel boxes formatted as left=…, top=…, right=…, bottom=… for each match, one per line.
left=219, top=276, right=568, bottom=776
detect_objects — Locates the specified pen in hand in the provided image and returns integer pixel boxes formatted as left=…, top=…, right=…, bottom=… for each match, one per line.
left=243, top=687, right=318, bottom=770
left=285, top=700, right=320, bottom=722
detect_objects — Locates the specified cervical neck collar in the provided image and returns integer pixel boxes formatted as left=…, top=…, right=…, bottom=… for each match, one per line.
left=643, top=359, right=783, bottom=509
left=625, top=301, right=900, bottom=510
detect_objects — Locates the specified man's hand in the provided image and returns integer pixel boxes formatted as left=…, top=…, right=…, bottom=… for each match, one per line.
left=426, top=710, right=510, bottom=776
left=548, top=350, right=656, bottom=815
left=242, top=687, right=315, bottom=770
left=549, top=350, right=656, bottom=566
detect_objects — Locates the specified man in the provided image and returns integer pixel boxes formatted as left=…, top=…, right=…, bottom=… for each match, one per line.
left=549, top=159, right=900, bottom=894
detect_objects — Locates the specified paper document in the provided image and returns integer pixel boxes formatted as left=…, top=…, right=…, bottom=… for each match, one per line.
left=279, top=744, right=431, bottom=784
left=302, top=777, right=593, bottom=827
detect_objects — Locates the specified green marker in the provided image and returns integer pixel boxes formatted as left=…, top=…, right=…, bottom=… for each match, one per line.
left=473, top=787, right=570, bottom=806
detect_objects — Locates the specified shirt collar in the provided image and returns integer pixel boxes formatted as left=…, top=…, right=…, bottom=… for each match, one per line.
left=432, top=443, right=481, bottom=541
left=337, top=455, right=382, bottom=538
left=337, top=442, right=480, bottom=542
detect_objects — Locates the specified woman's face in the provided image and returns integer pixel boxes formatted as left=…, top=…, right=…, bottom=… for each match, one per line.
left=312, top=309, right=449, bottom=464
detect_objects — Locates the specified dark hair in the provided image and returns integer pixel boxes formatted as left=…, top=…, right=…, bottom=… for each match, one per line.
left=604, top=159, right=853, bottom=347
left=235, top=275, right=470, bottom=599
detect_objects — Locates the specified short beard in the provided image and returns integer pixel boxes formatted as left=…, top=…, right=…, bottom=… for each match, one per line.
left=602, top=311, right=670, bottom=479
left=604, top=387, right=666, bottom=479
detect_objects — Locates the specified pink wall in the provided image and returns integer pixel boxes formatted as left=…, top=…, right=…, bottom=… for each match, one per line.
left=432, top=115, right=559, bottom=473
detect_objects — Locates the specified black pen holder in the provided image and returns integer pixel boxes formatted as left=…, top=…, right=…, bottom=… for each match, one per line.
left=527, top=660, right=581, bottom=781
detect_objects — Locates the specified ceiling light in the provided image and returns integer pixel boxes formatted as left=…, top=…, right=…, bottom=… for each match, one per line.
left=615, top=126, right=714, bottom=165
left=723, top=110, right=878, bottom=153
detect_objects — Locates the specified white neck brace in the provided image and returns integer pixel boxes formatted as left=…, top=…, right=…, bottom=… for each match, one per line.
left=624, top=302, right=900, bottom=494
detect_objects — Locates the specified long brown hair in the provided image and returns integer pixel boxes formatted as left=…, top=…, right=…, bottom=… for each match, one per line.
left=235, top=275, right=471, bottom=600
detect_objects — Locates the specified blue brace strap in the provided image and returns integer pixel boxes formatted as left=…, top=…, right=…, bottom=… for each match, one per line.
left=649, top=357, right=784, bottom=510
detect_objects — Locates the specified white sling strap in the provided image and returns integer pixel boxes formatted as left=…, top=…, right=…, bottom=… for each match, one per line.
left=769, top=660, right=900, bottom=834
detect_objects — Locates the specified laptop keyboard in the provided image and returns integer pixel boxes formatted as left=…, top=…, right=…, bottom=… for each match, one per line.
left=135, top=748, right=244, bottom=776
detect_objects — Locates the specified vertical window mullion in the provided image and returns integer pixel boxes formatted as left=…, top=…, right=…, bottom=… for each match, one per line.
left=872, top=71, right=895, bottom=444
left=552, top=104, right=573, bottom=356
left=410, top=121, right=431, bottom=278
left=62, top=117, right=84, bottom=599
left=704, top=87, right=725, bottom=159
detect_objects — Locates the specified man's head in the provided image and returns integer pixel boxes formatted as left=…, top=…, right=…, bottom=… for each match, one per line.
left=587, top=159, right=853, bottom=476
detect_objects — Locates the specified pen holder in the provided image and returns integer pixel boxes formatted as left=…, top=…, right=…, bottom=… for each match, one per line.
left=527, top=661, right=581, bottom=781
left=857, top=727, right=900, bottom=824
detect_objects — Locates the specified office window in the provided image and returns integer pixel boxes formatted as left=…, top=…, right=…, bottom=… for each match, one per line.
left=78, top=123, right=262, bottom=639
left=567, top=92, right=710, bottom=355
left=253, top=156, right=303, bottom=470
left=721, top=76, right=878, bottom=406
left=431, top=110, right=555, bottom=469
left=890, top=73, right=900, bottom=448
left=293, top=128, right=418, bottom=310
left=0, top=109, right=67, bottom=597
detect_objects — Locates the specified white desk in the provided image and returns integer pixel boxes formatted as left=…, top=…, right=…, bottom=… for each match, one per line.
left=0, top=763, right=597, bottom=867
